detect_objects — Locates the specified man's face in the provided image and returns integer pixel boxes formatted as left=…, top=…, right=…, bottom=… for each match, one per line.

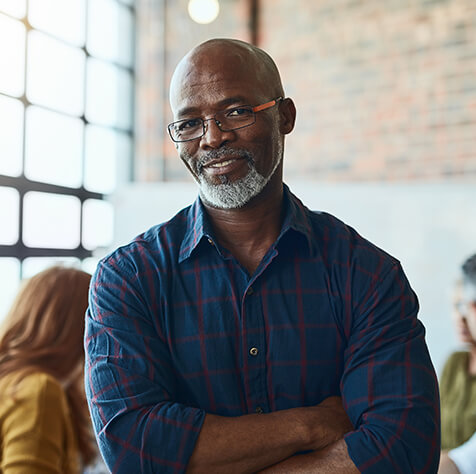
left=170, top=48, right=284, bottom=209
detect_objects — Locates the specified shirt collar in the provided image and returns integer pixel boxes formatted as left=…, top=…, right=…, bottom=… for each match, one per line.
left=178, top=184, right=317, bottom=263
left=279, top=184, right=317, bottom=255
left=178, top=196, right=212, bottom=263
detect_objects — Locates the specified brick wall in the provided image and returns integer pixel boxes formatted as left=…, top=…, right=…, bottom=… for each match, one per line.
left=261, top=0, right=476, bottom=181
left=135, top=0, right=476, bottom=182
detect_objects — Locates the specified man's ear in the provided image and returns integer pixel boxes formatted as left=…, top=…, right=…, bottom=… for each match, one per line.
left=279, top=98, right=296, bottom=135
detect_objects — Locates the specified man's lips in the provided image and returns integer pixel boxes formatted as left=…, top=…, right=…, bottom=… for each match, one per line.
left=200, top=156, right=247, bottom=175
left=205, top=158, right=237, bottom=168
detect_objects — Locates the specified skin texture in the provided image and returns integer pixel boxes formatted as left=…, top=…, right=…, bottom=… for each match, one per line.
left=438, top=452, right=460, bottom=474
left=170, top=39, right=359, bottom=474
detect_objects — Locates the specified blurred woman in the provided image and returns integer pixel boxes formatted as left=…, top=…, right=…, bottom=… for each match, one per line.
left=0, top=266, right=97, bottom=473
left=439, top=254, right=476, bottom=473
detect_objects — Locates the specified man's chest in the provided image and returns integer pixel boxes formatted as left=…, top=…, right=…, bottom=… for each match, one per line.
left=155, top=260, right=346, bottom=415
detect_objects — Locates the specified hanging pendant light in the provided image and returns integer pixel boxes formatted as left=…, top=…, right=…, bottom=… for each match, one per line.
left=188, top=0, right=220, bottom=25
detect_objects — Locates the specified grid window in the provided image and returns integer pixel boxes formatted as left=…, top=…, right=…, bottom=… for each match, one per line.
left=0, top=187, right=20, bottom=245
left=0, top=0, right=135, bottom=323
left=0, top=1, right=26, bottom=18
left=27, top=30, right=86, bottom=115
left=28, top=0, right=86, bottom=46
left=23, top=192, right=82, bottom=249
left=25, top=106, right=84, bottom=187
left=86, top=58, right=133, bottom=129
left=82, top=199, right=114, bottom=251
left=0, top=258, right=21, bottom=322
left=0, top=14, right=26, bottom=97
left=0, top=95, right=23, bottom=177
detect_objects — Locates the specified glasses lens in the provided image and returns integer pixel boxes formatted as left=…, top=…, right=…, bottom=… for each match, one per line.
left=169, top=118, right=203, bottom=142
left=217, top=106, right=255, bottom=131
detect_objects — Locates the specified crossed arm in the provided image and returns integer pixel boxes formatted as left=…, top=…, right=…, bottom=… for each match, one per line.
left=186, top=396, right=357, bottom=473
left=86, top=259, right=440, bottom=473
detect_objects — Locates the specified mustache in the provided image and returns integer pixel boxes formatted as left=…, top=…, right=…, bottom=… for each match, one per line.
left=195, top=148, right=254, bottom=173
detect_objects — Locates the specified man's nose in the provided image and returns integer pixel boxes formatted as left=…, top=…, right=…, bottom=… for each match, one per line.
left=200, top=117, right=233, bottom=149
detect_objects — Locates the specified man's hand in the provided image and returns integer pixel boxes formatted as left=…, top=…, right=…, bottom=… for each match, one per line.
left=309, top=396, right=354, bottom=450
left=186, top=396, right=354, bottom=473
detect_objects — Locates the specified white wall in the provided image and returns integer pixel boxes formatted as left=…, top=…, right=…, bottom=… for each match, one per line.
left=111, top=180, right=476, bottom=376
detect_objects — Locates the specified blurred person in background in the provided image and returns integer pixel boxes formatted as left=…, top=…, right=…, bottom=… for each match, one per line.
left=0, top=266, right=97, bottom=474
left=439, top=254, right=476, bottom=473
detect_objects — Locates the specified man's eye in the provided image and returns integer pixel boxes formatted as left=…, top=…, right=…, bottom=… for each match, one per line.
left=226, top=107, right=252, bottom=117
left=178, top=118, right=201, bottom=130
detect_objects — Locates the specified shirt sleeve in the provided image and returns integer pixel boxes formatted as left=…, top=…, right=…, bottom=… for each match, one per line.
left=1, top=374, right=71, bottom=474
left=448, top=431, right=476, bottom=474
left=85, top=253, right=206, bottom=474
left=341, top=261, right=441, bottom=473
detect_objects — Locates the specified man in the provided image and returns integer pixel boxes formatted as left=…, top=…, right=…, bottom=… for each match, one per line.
left=85, top=39, right=440, bottom=473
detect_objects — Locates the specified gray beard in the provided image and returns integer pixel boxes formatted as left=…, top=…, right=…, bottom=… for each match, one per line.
left=182, top=145, right=282, bottom=209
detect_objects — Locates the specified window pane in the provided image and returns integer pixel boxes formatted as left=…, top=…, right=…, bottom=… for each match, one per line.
left=25, top=106, right=83, bottom=187
left=29, top=0, right=86, bottom=46
left=23, top=192, right=81, bottom=249
left=87, top=0, right=134, bottom=68
left=84, top=125, right=118, bottom=194
left=22, top=257, right=80, bottom=279
left=82, top=257, right=99, bottom=275
left=0, top=258, right=20, bottom=324
left=85, top=58, right=132, bottom=130
left=0, top=0, right=26, bottom=18
left=27, top=30, right=85, bottom=116
left=116, top=132, right=132, bottom=186
left=0, top=95, right=23, bottom=176
left=0, top=187, right=19, bottom=244
left=82, top=199, right=114, bottom=250
left=0, top=14, right=25, bottom=97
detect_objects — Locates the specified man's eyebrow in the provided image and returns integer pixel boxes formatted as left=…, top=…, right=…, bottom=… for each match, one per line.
left=176, top=96, right=249, bottom=118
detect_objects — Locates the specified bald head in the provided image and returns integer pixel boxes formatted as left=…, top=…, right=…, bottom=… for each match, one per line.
left=169, top=39, right=284, bottom=114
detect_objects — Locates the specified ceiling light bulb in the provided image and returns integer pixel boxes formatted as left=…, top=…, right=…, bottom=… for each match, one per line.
left=188, top=0, right=220, bottom=25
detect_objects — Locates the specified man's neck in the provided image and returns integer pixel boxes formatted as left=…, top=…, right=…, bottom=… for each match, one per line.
left=202, top=182, right=284, bottom=275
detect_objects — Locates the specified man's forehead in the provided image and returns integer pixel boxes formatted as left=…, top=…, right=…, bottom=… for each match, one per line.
left=169, top=40, right=277, bottom=112
left=171, top=61, right=262, bottom=113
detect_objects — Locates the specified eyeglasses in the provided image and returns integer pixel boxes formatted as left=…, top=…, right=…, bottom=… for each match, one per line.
left=167, top=97, right=283, bottom=143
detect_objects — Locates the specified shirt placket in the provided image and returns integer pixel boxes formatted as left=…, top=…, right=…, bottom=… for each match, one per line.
left=241, top=280, right=269, bottom=414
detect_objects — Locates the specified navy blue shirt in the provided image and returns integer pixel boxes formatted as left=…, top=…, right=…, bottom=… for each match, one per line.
left=85, top=185, right=440, bottom=473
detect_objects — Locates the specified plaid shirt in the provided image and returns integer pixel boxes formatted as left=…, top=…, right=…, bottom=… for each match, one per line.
left=85, top=185, right=440, bottom=473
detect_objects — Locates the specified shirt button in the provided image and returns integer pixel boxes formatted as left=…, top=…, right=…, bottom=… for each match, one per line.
left=249, top=347, right=259, bottom=356
left=246, top=287, right=254, bottom=296
left=255, top=406, right=263, bottom=414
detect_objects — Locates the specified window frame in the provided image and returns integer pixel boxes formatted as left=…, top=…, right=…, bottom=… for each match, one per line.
left=0, top=0, right=135, bottom=276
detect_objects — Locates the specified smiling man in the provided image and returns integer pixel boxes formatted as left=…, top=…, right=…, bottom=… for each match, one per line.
left=85, top=39, right=440, bottom=473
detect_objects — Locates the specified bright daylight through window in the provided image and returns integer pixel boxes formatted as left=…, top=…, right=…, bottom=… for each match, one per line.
left=0, top=0, right=135, bottom=322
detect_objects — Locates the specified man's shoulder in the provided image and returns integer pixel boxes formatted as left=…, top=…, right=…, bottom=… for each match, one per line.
left=98, top=203, right=194, bottom=271
left=305, top=208, right=399, bottom=270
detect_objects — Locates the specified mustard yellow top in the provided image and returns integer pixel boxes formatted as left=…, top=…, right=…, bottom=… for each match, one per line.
left=440, top=351, right=476, bottom=450
left=0, top=372, right=80, bottom=474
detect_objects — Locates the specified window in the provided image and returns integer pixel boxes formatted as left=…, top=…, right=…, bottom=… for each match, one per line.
left=0, top=0, right=135, bottom=322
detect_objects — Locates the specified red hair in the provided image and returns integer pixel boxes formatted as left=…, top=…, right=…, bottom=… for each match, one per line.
left=0, top=265, right=96, bottom=465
